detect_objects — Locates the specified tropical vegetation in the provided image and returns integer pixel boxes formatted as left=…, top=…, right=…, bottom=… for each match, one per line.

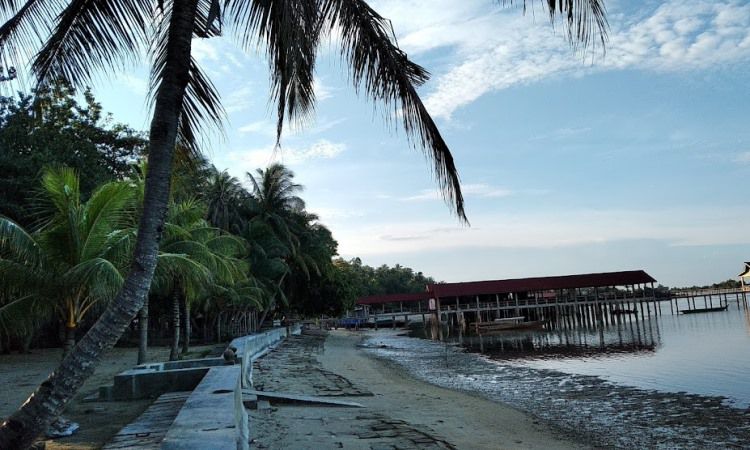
left=0, top=0, right=607, bottom=446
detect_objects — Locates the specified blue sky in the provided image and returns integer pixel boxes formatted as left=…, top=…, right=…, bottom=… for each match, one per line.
left=88, top=0, right=750, bottom=286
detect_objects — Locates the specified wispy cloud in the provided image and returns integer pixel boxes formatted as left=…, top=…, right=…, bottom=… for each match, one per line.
left=118, top=74, right=148, bottom=96
left=238, top=119, right=275, bottom=136
left=224, top=86, right=254, bottom=113
left=734, top=151, right=750, bottom=163
left=314, top=79, right=334, bottom=101
left=373, top=0, right=750, bottom=119
left=228, top=139, right=346, bottom=169
left=401, top=183, right=514, bottom=202
left=333, top=206, right=750, bottom=257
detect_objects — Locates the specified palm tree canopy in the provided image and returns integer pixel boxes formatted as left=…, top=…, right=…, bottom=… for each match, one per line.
left=0, top=167, right=136, bottom=327
left=0, top=0, right=606, bottom=222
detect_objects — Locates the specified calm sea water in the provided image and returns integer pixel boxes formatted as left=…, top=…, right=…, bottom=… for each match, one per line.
left=451, top=296, right=750, bottom=407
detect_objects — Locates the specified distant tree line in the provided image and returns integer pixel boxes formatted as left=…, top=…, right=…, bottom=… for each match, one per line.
left=672, top=279, right=742, bottom=291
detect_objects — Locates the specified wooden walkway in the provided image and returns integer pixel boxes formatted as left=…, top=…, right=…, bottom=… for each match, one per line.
left=103, top=391, right=190, bottom=449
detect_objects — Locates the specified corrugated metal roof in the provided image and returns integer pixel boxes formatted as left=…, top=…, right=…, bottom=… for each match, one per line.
left=356, top=292, right=432, bottom=305
left=429, top=270, right=656, bottom=298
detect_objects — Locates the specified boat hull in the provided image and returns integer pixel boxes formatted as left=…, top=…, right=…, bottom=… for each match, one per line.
left=681, top=305, right=727, bottom=314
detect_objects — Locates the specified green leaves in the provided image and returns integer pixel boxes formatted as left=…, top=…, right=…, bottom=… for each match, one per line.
left=0, top=167, right=136, bottom=331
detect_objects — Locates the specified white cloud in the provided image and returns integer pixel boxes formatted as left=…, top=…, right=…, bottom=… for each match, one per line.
left=333, top=206, right=750, bottom=257
left=224, top=86, right=254, bottom=113
left=238, top=119, right=275, bottom=136
left=734, top=151, right=750, bottom=163
left=313, top=79, right=334, bottom=101
left=371, top=0, right=750, bottom=119
left=228, top=139, right=346, bottom=169
left=462, top=183, right=513, bottom=198
left=402, top=183, right=514, bottom=202
left=118, top=74, right=148, bottom=96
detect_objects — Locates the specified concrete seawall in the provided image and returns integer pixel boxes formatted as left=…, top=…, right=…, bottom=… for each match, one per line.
left=106, top=325, right=301, bottom=449
left=164, top=325, right=301, bottom=450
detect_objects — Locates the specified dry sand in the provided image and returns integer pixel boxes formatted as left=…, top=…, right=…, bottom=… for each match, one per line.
left=0, top=344, right=217, bottom=449
left=320, top=330, right=587, bottom=450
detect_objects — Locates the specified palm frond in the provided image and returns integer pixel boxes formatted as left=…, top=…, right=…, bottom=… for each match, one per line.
left=227, top=0, right=320, bottom=142
left=321, top=0, right=466, bottom=222
left=0, top=0, right=60, bottom=79
left=65, top=256, right=124, bottom=302
left=0, top=216, right=43, bottom=266
left=205, top=234, right=246, bottom=258
left=31, top=0, right=151, bottom=87
left=80, top=181, right=136, bottom=261
left=504, top=0, right=609, bottom=52
left=38, top=166, right=80, bottom=217
left=0, top=258, right=46, bottom=290
left=0, top=293, right=45, bottom=332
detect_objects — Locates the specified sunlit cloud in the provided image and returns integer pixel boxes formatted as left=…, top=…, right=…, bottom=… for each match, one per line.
left=371, top=0, right=750, bottom=119
left=228, top=139, right=346, bottom=170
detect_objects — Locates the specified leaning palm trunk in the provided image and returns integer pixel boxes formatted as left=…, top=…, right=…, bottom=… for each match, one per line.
left=0, top=2, right=199, bottom=447
left=170, top=288, right=181, bottom=361
left=137, top=299, right=149, bottom=365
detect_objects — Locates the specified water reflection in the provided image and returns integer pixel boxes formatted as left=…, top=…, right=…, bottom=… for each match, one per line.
left=455, top=315, right=660, bottom=360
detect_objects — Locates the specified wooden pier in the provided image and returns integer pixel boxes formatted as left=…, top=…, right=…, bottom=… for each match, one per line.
left=355, top=271, right=750, bottom=337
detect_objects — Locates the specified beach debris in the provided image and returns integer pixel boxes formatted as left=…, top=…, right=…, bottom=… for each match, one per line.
left=45, top=416, right=79, bottom=438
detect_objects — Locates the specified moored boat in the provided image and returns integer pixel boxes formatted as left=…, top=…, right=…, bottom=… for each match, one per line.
left=680, top=305, right=728, bottom=314
left=472, top=316, right=547, bottom=335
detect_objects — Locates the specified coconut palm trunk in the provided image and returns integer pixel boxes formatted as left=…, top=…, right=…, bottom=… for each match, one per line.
left=137, top=299, right=149, bottom=365
left=0, top=2, right=199, bottom=447
left=62, top=325, right=76, bottom=358
left=170, top=287, right=181, bottom=361
left=181, top=298, right=191, bottom=354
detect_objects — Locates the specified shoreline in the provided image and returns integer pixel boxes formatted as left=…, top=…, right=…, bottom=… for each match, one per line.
left=319, top=330, right=588, bottom=449
left=361, top=329, right=750, bottom=449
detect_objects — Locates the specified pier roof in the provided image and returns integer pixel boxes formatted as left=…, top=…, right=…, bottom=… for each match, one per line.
left=356, top=292, right=432, bottom=305
left=739, top=262, right=750, bottom=278
left=429, top=270, right=656, bottom=298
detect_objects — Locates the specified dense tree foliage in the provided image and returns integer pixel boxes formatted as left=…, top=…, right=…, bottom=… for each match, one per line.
left=326, top=258, right=437, bottom=313
left=0, top=83, right=146, bottom=227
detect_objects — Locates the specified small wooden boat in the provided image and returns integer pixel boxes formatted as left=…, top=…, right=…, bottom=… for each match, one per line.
left=472, top=317, right=546, bottom=335
left=680, top=305, right=728, bottom=314
left=611, top=308, right=637, bottom=315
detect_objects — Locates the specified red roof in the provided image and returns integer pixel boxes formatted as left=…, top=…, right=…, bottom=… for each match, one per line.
left=429, top=270, right=656, bottom=298
left=356, top=292, right=432, bottom=305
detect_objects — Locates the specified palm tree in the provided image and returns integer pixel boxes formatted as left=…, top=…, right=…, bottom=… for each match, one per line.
left=203, top=166, right=248, bottom=234
left=139, top=199, right=247, bottom=362
left=247, top=163, right=305, bottom=250
left=0, top=1, right=607, bottom=446
left=0, top=167, right=135, bottom=356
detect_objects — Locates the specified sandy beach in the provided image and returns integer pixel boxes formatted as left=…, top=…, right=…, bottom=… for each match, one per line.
left=322, top=331, right=587, bottom=449
left=250, top=329, right=587, bottom=449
